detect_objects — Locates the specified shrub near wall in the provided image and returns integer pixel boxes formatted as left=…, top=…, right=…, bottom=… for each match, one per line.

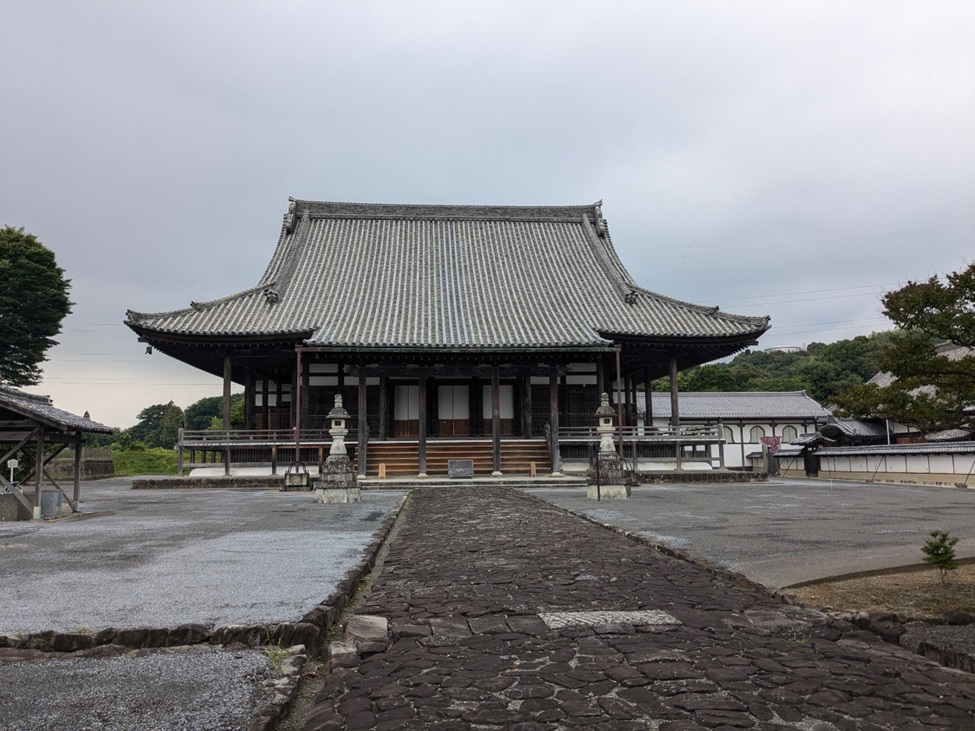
left=112, top=448, right=178, bottom=476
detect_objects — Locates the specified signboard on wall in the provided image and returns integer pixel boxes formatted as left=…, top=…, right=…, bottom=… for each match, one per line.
left=760, top=436, right=781, bottom=454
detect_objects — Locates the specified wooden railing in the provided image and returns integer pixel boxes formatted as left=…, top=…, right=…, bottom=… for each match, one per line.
left=557, top=425, right=723, bottom=441
left=179, top=428, right=357, bottom=446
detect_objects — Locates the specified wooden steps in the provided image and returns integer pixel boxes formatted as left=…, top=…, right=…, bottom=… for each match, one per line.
left=364, top=440, right=551, bottom=477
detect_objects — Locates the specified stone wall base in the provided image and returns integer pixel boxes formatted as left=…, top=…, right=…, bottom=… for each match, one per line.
left=315, top=487, right=361, bottom=504
left=636, top=470, right=767, bottom=484
left=587, top=484, right=631, bottom=499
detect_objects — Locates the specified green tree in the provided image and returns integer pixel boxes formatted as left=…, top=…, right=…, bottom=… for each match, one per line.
left=0, top=227, right=73, bottom=386
left=127, top=403, right=169, bottom=446
left=184, top=395, right=224, bottom=430
left=833, top=265, right=975, bottom=432
left=157, top=402, right=184, bottom=449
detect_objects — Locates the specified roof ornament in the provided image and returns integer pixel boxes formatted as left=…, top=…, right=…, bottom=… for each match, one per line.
left=285, top=197, right=297, bottom=234
left=190, top=301, right=204, bottom=311
left=624, top=290, right=638, bottom=305
left=264, top=287, right=279, bottom=304
left=594, top=200, right=607, bottom=238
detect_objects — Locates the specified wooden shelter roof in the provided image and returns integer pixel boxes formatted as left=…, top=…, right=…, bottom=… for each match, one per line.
left=0, top=387, right=113, bottom=434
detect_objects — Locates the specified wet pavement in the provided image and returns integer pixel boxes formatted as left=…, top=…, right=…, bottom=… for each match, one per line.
left=305, top=485, right=975, bottom=730
left=530, top=478, right=975, bottom=589
left=0, top=477, right=404, bottom=633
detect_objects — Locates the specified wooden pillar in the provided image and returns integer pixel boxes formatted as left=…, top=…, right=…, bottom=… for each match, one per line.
left=378, top=376, right=389, bottom=440
left=615, top=345, right=624, bottom=458
left=72, top=434, right=81, bottom=510
left=669, top=353, right=681, bottom=471
left=177, top=428, right=183, bottom=477
left=521, top=373, right=532, bottom=438
left=261, top=373, right=270, bottom=432
left=33, top=428, right=44, bottom=519
left=358, top=371, right=367, bottom=478
left=418, top=373, right=427, bottom=477
left=491, top=366, right=502, bottom=475
left=717, top=419, right=726, bottom=470
left=669, top=354, right=680, bottom=430
left=628, top=377, right=638, bottom=427
left=643, top=366, right=653, bottom=426
left=596, top=359, right=605, bottom=396
left=244, top=371, right=254, bottom=430
left=549, top=366, right=561, bottom=475
left=223, top=353, right=232, bottom=476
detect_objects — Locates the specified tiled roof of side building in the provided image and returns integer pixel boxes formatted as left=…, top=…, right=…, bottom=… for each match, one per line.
left=0, top=387, right=113, bottom=433
left=637, top=391, right=833, bottom=420
left=126, top=199, right=769, bottom=350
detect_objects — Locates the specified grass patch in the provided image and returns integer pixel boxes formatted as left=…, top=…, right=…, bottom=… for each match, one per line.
left=112, top=448, right=178, bottom=476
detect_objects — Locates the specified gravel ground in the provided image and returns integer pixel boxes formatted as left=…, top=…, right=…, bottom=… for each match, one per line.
left=0, top=479, right=404, bottom=633
left=0, top=647, right=274, bottom=731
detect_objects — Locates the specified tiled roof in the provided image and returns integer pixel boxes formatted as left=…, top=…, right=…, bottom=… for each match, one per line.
left=0, top=387, right=113, bottom=433
left=817, top=441, right=975, bottom=457
left=637, top=391, right=831, bottom=420
left=820, top=419, right=889, bottom=440
left=126, top=200, right=769, bottom=351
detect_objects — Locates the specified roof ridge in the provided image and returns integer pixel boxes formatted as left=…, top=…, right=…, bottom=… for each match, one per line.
left=290, top=199, right=601, bottom=222
left=0, top=385, right=51, bottom=404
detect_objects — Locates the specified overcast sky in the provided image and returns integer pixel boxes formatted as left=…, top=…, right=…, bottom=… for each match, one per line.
left=2, top=1, right=973, bottom=428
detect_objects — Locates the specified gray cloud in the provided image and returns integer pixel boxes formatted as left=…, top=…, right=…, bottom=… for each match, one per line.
left=2, top=0, right=972, bottom=426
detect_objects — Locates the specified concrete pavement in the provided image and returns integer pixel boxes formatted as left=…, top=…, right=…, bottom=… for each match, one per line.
left=0, top=477, right=405, bottom=633
left=530, top=478, right=975, bottom=589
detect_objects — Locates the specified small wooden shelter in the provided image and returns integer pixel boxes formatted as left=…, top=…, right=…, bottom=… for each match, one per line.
left=0, top=387, right=113, bottom=519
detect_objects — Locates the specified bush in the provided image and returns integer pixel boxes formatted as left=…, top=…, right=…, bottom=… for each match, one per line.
left=922, top=530, right=959, bottom=584
left=112, top=447, right=178, bottom=476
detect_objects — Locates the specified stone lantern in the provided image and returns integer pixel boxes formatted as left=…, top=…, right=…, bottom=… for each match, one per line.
left=313, top=394, right=361, bottom=503
left=595, top=392, right=617, bottom=455
left=328, top=394, right=350, bottom=457
left=587, top=392, right=630, bottom=500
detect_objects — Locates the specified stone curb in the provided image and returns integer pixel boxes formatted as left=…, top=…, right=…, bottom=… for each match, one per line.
left=531, top=491, right=975, bottom=676
left=635, top=470, right=769, bottom=484
left=0, top=494, right=406, bottom=729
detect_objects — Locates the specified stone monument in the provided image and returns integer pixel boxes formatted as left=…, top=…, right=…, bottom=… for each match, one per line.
left=587, top=392, right=631, bottom=499
left=314, top=394, right=361, bottom=503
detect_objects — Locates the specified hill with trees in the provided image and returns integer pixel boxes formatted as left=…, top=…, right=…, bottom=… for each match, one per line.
left=655, top=331, right=895, bottom=404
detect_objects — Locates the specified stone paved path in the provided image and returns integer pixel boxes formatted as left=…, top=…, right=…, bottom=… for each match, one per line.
left=304, top=487, right=975, bottom=730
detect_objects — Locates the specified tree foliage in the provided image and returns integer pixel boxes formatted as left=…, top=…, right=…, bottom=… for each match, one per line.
left=653, top=332, right=893, bottom=403
left=0, top=227, right=73, bottom=386
left=832, top=264, right=975, bottom=432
